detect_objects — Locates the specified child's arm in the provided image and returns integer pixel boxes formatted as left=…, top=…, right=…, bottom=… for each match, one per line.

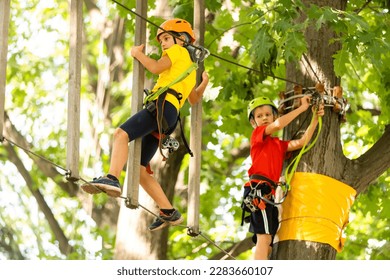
left=287, top=103, right=325, bottom=152
left=188, top=71, right=209, bottom=105
left=131, top=44, right=171, bottom=74
left=265, top=96, right=311, bottom=136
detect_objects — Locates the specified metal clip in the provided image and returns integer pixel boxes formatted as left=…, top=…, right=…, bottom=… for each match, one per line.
left=161, top=136, right=180, bottom=153
left=186, top=45, right=210, bottom=63
left=310, top=91, right=323, bottom=111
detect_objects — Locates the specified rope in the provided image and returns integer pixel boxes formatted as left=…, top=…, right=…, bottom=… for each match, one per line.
left=279, top=87, right=346, bottom=110
left=284, top=109, right=323, bottom=187
left=198, top=232, right=237, bottom=260
left=1, top=136, right=236, bottom=260
left=136, top=204, right=237, bottom=259
left=2, top=136, right=69, bottom=174
left=143, top=63, right=198, bottom=105
left=109, top=0, right=304, bottom=87
left=107, top=1, right=330, bottom=259
left=1, top=2, right=332, bottom=260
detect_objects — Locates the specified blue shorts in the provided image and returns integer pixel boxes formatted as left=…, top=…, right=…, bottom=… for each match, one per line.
left=119, top=101, right=178, bottom=166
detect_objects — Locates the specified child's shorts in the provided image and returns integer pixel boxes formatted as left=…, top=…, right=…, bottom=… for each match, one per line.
left=243, top=185, right=279, bottom=244
left=119, top=100, right=178, bottom=166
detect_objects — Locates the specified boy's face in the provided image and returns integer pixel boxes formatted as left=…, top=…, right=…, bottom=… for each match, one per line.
left=158, top=32, right=184, bottom=50
left=250, top=105, right=275, bottom=128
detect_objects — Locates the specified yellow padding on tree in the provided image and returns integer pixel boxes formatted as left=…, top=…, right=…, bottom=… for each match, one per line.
left=276, top=172, right=356, bottom=252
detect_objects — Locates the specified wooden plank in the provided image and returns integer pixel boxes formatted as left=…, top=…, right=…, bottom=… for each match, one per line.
left=187, top=0, right=205, bottom=236
left=66, top=0, right=82, bottom=180
left=124, top=0, right=147, bottom=208
left=0, top=0, right=11, bottom=141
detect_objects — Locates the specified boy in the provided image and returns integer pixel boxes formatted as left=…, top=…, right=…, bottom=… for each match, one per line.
left=245, top=95, right=324, bottom=259
left=81, top=18, right=209, bottom=231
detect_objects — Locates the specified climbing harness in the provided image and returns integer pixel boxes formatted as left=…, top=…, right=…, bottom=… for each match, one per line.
left=142, top=44, right=209, bottom=160
left=242, top=85, right=328, bottom=223
left=241, top=174, right=289, bottom=225
left=143, top=63, right=198, bottom=105
left=144, top=88, right=193, bottom=160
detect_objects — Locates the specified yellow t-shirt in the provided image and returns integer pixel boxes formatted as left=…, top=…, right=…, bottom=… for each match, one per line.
left=151, top=44, right=196, bottom=110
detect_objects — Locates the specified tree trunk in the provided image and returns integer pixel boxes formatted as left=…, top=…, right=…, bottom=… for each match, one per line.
left=272, top=241, right=336, bottom=260
left=272, top=0, right=348, bottom=260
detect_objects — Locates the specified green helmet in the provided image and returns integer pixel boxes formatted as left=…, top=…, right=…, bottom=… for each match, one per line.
left=247, top=97, right=278, bottom=120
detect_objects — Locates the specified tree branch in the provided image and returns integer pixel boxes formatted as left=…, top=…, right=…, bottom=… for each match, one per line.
left=209, top=237, right=253, bottom=260
left=0, top=227, right=25, bottom=259
left=4, top=113, right=79, bottom=196
left=3, top=140, right=73, bottom=256
left=345, top=124, right=390, bottom=194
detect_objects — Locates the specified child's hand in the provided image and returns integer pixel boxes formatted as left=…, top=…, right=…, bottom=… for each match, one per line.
left=299, top=96, right=311, bottom=111
left=201, top=71, right=209, bottom=83
left=314, top=103, right=325, bottom=117
left=131, top=44, right=145, bottom=58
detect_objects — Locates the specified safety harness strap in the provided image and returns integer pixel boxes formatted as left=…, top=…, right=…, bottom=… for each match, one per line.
left=143, top=62, right=198, bottom=105
left=177, top=113, right=193, bottom=157
left=249, top=174, right=277, bottom=189
left=145, top=88, right=193, bottom=159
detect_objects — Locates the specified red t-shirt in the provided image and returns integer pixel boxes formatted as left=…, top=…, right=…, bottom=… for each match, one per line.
left=248, top=125, right=290, bottom=182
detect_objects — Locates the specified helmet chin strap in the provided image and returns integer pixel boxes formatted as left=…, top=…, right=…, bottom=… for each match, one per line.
left=171, top=32, right=188, bottom=45
left=171, top=32, right=178, bottom=44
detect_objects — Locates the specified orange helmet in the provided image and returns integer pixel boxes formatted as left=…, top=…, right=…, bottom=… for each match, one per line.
left=156, top=18, right=196, bottom=43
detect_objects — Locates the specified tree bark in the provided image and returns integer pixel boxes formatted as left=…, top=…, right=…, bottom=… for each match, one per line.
left=272, top=0, right=390, bottom=260
left=273, top=0, right=349, bottom=260
left=272, top=241, right=336, bottom=260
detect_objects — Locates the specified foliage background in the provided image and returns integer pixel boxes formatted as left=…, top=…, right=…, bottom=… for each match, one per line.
left=0, top=0, right=389, bottom=260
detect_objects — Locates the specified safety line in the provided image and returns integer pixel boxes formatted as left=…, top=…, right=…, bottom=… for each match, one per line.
left=1, top=135, right=237, bottom=260
left=110, top=0, right=199, bottom=50
left=198, top=232, right=237, bottom=260
left=302, top=54, right=323, bottom=88
left=109, top=0, right=305, bottom=87
left=284, top=109, right=323, bottom=186
left=2, top=2, right=329, bottom=260
left=2, top=136, right=69, bottom=173
left=134, top=203, right=237, bottom=259
left=208, top=52, right=299, bottom=85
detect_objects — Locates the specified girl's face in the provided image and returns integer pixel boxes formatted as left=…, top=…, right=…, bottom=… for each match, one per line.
left=250, top=105, right=275, bottom=127
left=158, top=32, right=184, bottom=50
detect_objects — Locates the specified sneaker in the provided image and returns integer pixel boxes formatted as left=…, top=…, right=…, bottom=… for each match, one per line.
left=148, top=209, right=184, bottom=231
left=81, top=176, right=122, bottom=197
